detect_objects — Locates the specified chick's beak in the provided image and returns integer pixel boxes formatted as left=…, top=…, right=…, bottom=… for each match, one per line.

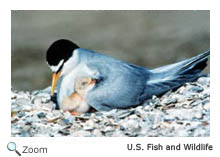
left=51, top=71, right=61, bottom=96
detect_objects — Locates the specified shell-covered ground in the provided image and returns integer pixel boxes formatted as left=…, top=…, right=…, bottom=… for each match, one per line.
left=11, top=76, right=210, bottom=137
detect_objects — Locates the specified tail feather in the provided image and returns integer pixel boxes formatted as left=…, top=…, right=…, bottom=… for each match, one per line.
left=146, top=50, right=210, bottom=98
left=177, top=50, right=209, bottom=75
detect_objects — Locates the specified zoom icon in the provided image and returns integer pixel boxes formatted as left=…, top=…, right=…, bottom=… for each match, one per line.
left=7, top=142, right=22, bottom=156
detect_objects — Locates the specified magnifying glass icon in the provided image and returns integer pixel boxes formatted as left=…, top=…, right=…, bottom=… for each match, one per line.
left=7, top=142, right=21, bottom=156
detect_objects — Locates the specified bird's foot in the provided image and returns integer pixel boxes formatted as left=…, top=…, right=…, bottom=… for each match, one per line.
left=69, top=111, right=81, bottom=116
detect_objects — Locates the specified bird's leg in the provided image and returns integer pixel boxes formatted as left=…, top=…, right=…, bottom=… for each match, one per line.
left=69, top=111, right=81, bottom=116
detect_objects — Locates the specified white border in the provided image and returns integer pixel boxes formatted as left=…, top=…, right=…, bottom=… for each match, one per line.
left=1, top=0, right=220, bottom=157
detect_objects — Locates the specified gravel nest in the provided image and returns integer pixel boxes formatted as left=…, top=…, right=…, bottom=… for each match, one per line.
left=11, top=76, right=210, bottom=137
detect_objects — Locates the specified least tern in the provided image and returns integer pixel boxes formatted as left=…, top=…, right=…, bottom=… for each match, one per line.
left=46, top=39, right=209, bottom=112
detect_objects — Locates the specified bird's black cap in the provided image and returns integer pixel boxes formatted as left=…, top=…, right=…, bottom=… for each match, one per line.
left=46, top=39, right=79, bottom=66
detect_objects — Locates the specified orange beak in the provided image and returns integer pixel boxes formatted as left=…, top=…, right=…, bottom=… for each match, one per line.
left=51, top=71, right=61, bottom=96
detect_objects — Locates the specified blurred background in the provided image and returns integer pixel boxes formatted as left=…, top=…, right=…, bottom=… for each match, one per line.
left=11, top=10, right=210, bottom=91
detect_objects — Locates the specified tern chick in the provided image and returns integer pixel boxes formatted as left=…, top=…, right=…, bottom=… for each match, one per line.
left=61, top=77, right=96, bottom=115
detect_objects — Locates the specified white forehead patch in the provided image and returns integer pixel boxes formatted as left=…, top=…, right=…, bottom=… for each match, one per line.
left=50, top=59, right=64, bottom=72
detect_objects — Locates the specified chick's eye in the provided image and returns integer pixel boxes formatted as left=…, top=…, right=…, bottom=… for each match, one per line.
left=81, top=82, right=88, bottom=86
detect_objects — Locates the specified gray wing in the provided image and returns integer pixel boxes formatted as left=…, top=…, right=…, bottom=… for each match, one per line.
left=80, top=50, right=150, bottom=111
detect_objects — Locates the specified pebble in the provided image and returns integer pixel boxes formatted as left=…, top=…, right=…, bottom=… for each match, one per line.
left=11, top=76, right=210, bottom=137
left=197, top=77, right=210, bottom=86
left=37, top=112, right=46, bottom=118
